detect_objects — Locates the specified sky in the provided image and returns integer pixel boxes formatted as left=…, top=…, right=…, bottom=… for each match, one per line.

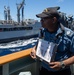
left=0, top=0, right=74, bottom=21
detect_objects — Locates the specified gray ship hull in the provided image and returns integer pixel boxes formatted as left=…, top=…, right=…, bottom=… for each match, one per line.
left=0, top=22, right=41, bottom=43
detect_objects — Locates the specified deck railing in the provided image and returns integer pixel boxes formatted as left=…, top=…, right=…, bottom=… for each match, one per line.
left=0, top=48, right=39, bottom=75
left=0, top=48, right=32, bottom=65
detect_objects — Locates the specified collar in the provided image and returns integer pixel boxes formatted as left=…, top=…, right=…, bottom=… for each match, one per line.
left=55, top=23, right=65, bottom=38
left=44, top=23, right=65, bottom=36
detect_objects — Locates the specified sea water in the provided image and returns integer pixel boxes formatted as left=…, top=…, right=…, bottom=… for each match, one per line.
left=0, top=38, right=38, bottom=56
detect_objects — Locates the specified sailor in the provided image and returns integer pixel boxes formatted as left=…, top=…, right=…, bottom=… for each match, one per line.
left=68, top=15, right=74, bottom=30
left=30, top=6, right=74, bottom=75
left=58, top=12, right=68, bottom=27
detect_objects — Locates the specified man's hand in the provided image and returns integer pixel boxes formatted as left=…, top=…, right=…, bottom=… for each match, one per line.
left=30, top=46, right=36, bottom=59
left=49, top=56, right=74, bottom=70
left=49, top=61, right=62, bottom=70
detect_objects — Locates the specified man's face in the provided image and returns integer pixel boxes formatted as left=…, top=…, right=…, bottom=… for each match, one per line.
left=40, top=17, right=53, bottom=29
left=40, top=17, right=58, bottom=32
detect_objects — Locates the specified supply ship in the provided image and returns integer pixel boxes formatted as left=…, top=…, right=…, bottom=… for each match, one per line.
left=0, top=0, right=41, bottom=43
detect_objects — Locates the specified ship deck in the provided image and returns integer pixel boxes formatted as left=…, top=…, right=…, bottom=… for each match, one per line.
left=0, top=48, right=74, bottom=75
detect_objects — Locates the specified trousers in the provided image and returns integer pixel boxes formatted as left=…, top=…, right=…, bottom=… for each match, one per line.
left=39, top=67, right=71, bottom=75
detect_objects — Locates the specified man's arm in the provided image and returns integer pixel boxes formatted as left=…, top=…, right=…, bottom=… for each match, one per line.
left=63, top=56, right=74, bottom=66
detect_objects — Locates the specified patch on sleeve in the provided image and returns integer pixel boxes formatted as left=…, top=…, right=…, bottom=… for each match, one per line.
left=65, top=30, right=73, bottom=37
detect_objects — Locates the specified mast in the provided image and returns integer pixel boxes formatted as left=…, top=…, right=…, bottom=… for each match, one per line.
left=22, top=2, right=24, bottom=25
left=4, top=6, right=7, bottom=21
left=7, top=6, right=11, bottom=21
left=4, top=5, right=11, bottom=23
left=16, top=0, right=25, bottom=24
left=17, top=5, right=20, bottom=23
